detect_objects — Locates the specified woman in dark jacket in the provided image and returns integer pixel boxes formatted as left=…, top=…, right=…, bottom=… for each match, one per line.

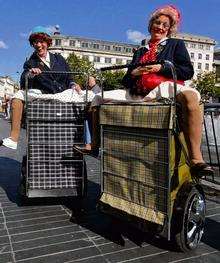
left=122, top=5, right=213, bottom=176
left=1, top=26, right=80, bottom=150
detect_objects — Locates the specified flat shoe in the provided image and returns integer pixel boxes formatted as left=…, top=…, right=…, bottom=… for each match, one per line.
left=190, top=162, right=214, bottom=178
left=73, top=145, right=99, bottom=158
left=73, top=145, right=92, bottom=155
left=1, top=137, right=17, bottom=150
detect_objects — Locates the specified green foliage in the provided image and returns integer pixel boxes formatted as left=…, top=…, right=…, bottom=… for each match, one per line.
left=194, top=71, right=217, bottom=99
left=66, top=53, right=96, bottom=86
left=100, top=70, right=125, bottom=91
left=66, top=52, right=126, bottom=90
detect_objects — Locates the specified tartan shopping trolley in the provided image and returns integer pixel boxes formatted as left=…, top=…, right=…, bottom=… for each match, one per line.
left=20, top=71, right=88, bottom=198
left=97, top=61, right=206, bottom=252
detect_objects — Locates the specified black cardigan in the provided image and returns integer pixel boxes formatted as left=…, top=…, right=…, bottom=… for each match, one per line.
left=122, top=38, right=194, bottom=96
left=20, top=52, right=74, bottom=94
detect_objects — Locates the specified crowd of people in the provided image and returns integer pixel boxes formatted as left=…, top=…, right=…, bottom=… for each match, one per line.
left=0, top=4, right=214, bottom=177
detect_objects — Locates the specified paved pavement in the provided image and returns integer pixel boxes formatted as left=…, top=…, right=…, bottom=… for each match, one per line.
left=0, top=117, right=219, bottom=263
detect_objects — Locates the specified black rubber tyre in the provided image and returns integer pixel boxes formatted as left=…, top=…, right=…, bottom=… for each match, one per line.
left=174, top=187, right=205, bottom=252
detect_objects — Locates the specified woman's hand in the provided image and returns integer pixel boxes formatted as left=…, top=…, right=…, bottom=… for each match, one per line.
left=131, top=64, right=162, bottom=76
left=72, top=83, right=82, bottom=94
left=29, top=68, right=42, bottom=75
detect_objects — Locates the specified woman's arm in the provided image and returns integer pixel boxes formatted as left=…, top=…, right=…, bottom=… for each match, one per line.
left=159, top=39, right=194, bottom=80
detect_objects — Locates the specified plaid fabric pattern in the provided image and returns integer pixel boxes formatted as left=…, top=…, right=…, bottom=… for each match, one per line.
left=28, top=161, right=83, bottom=191
left=100, top=193, right=165, bottom=225
left=29, top=122, right=83, bottom=144
left=26, top=100, right=85, bottom=192
left=27, top=100, right=85, bottom=123
left=99, top=103, right=173, bottom=129
left=100, top=116, right=170, bottom=224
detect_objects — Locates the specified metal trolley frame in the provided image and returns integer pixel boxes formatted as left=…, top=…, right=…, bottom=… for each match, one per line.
left=21, top=71, right=89, bottom=198
left=98, top=61, right=206, bottom=252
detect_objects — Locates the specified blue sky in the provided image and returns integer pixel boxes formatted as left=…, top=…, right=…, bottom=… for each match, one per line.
left=0, top=0, right=219, bottom=80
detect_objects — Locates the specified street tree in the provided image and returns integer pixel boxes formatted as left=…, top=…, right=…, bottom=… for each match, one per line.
left=194, top=71, right=217, bottom=99
left=66, top=52, right=126, bottom=90
left=66, top=53, right=96, bottom=87
left=99, top=70, right=125, bottom=91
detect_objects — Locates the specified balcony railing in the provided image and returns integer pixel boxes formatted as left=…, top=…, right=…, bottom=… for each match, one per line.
left=202, top=103, right=220, bottom=185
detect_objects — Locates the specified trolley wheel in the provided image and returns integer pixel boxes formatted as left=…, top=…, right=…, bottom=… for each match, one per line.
left=173, top=187, right=205, bottom=252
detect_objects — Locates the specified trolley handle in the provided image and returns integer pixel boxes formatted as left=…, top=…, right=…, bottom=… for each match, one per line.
left=99, top=60, right=163, bottom=72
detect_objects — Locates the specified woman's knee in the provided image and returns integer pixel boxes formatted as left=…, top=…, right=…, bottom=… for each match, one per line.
left=11, top=99, right=23, bottom=111
left=177, top=91, right=200, bottom=112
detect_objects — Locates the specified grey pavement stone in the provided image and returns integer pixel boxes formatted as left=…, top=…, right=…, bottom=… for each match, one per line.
left=0, top=252, right=14, bottom=263
left=12, top=231, right=87, bottom=251
left=11, top=225, right=83, bottom=243
left=17, top=246, right=101, bottom=263
left=15, top=239, right=94, bottom=261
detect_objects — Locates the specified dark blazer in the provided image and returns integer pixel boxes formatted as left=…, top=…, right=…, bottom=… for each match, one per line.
left=122, top=38, right=194, bottom=96
left=20, top=52, right=74, bottom=94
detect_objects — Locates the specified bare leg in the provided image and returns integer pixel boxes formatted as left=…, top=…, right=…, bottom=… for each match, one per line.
left=176, top=91, right=204, bottom=164
left=10, top=99, right=23, bottom=142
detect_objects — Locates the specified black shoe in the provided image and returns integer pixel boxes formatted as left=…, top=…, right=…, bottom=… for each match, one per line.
left=191, top=162, right=214, bottom=178
left=73, top=145, right=100, bottom=158
left=73, top=145, right=91, bottom=155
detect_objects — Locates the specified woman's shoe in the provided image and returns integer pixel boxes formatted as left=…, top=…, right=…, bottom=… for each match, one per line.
left=190, top=162, right=214, bottom=178
left=73, top=145, right=91, bottom=155
left=1, top=137, right=17, bottom=150
left=73, top=145, right=99, bottom=158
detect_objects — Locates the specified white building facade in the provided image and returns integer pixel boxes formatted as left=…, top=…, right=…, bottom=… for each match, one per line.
left=0, top=76, right=18, bottom=99
left=49, top=35, right=137, bottom=69
left=174, top=33, right=216, bottom=78
left=49, top=33, right=216, bottom=79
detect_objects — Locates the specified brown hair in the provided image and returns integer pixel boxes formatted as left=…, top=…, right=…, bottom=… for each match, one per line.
left=29, top=33, right=52, bottom=47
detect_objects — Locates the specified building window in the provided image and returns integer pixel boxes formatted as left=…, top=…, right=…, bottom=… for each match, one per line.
left=127, top=60, right=132, bottom=64
left=206, top=54, right=210, bottom=60
left=104, top=45, right=111, bottom=51
left=114, top=46, right=122, bottom=52
left=191, top=61, right=194, bottom=67
left=198, top=63, right=202, bottom=70
left=82, top=42, right=89, bottom=48
left=190, top=43, right=196, bottom=48
left=190, top=52, right=194, bottom=59
left=198, top=53, right=202, bottom=59
left=82, top=55, right=89, bottom=61
left=205, top=63, right=209, bottom=70
left=206, top=45, right=210, bottom=50
left=93, top=43, right=100, bottom=49
left=69, top=40, right=75, bottom=46
left=198, top=44, right=204, bottom=49
left=125, top=47, right=132, bottom=53
left=105, top=57, right=111, bottom=63
left=184, top=42, right=188, bottom=47
left=55, top=39, right=61, bottom=46
left=116, top=58, right=122, bottom=64
left=94, top=56, right=100, bottom=62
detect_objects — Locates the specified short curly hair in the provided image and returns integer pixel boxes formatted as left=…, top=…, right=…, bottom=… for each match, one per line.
left=148, top=5, right=181, bottom=37
left=29, top=33, right=52, bottom=47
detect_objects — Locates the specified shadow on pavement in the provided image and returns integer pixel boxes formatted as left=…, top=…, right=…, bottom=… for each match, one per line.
left=202, top=218, right=220, bottom=250
left=68, top=179, right=178, bottom=251
left=0, top=157, right=21, bottom=203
